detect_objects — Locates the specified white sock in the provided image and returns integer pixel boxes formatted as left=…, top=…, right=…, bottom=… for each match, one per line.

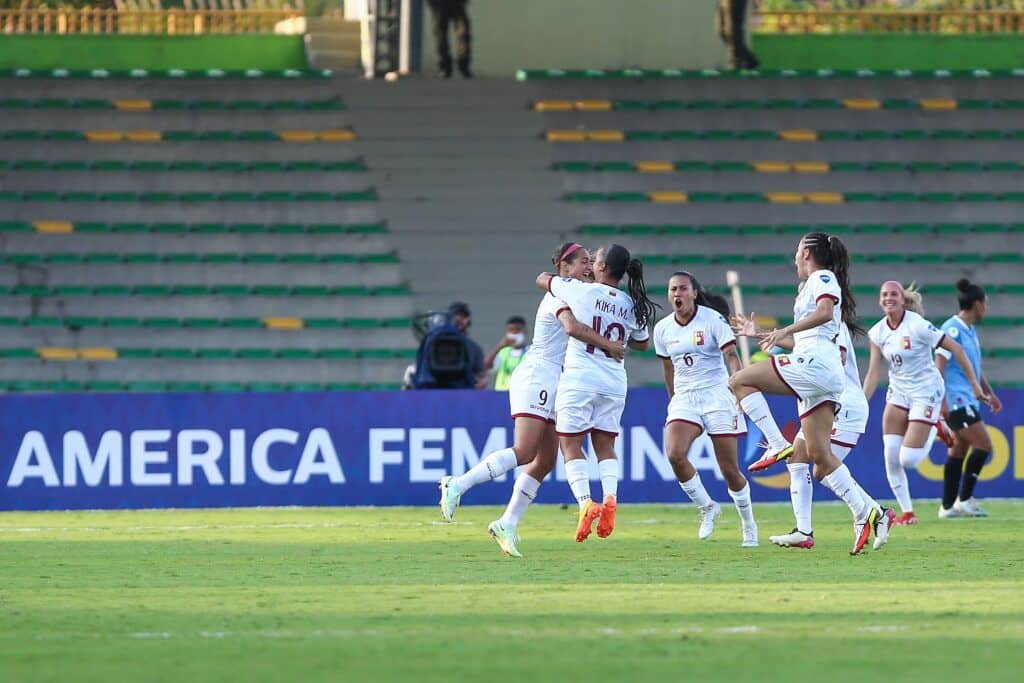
left=854, top=482, right=880, bottom=514
left=883, top=434, right=913, bottom=513
left=453, top=447, right=518, bottom=492
left=727, top=481, right=756, bottom=527
left=679, top=473, right=713, bottom=508
left=900, top=445, right=929, bottom=470
left=787, top=462, right=813, bottom=533
left=597, top=459, right=619, bottom=500
left=499, top=473, right=541, bottom=530
left=822, top=464, right=869, bottom=521
left=565, top=458, right=592, bottom=510
left=739, top=392, right=787, bottom=449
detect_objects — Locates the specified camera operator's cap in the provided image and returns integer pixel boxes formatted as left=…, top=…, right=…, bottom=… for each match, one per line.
left=448, top=301, right=472, bottom=317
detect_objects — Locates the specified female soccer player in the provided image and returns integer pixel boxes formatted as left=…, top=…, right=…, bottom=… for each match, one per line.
left=654, top=271, right=758, bottom=547
left=730, top=232, right=890, bottom=554
left=438, top=243, right=626, bottom=557
left=935, top=279, right=1002, bottom=518
left=536, top=244, right=658, bottom=543
left=862, top=281, right=990, bottom=526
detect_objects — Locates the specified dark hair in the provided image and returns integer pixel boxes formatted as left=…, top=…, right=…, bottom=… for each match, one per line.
left=602, top=243, right=660, bottom=329
left=801, top=232, right=864, bottom=336
left=705, top=293, right=731, bottom=318
left=551, top=242, right=584, bottom=267
left=956, top=278, right=986, bottom=311
left=506, top=315, right=527, bottom=326
left=670, top=271, right=715, bottom=311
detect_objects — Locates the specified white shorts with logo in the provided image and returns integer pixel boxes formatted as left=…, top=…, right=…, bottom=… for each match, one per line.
left=770, top=349, right=844, bottom=418
left=555, top=387, right=625, bottom=437
left=666, top=383, right=746, bottom=436
left=507, top=359, right=560, bottom=423
left=886, top=379, right=944, bottom=424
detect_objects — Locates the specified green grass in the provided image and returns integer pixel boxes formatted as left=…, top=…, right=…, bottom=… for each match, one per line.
left=1, top=502, right=1023, bottom=682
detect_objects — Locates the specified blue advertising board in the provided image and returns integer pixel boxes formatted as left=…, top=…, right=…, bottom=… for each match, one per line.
left=1, top=389, right=1021, bottom=511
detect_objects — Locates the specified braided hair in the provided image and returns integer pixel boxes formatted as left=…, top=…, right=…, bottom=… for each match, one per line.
left=602, top=244, right=660, bottom=329
left=802, top=232, right=864, bottom=336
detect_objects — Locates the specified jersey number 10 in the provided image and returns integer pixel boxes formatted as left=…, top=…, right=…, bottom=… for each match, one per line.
left=586, top=315, right=626, bottom=357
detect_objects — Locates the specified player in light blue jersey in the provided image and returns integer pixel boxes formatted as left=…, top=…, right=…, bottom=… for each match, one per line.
left=935, top=279, right=1002, bottom=519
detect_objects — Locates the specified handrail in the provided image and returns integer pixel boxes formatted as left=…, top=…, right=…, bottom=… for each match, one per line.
left=0, top=8, right=303, bottom=34
left=755, top=10, right=1024, bottom=33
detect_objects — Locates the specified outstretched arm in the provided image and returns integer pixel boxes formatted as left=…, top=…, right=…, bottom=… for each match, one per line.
left=557, top=309, right=626, bottom=361
left=938, top=336, right=991, bottom=405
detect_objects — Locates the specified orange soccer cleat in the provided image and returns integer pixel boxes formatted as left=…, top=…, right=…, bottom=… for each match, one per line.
left=894, top=511, right=919, bottom=527
left=575, top=499, right=603, bottom=542
left=596, top=495, right=617, bottom=538
left=935, top=418, right=956, bottom=448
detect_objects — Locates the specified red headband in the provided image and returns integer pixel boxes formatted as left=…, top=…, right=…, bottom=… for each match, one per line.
left=557, top=243, right=583, bottom=266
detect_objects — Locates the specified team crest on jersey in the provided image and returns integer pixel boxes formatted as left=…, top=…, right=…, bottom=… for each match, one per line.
left=948, top=326, right=959, bottom=338
left=901, top=336, right=912, bottom=350
left=820, top=274, right=831, bottom=283
left=777, top=356, right=792, bottom=367
left=924, top=406, right=934, bottom=419
left=693, top=330, right=706, bottom=346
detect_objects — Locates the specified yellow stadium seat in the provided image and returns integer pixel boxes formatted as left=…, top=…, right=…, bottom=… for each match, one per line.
left=842, top=98, right=881, bottom=110
left=920, top=98, right=957, bottom=110
left=33, top=221, right=73, bottom=233
left=263, top=317, right=304, bottom=330
left=317, top=129, right=356, bottom=142
left=586, top=130, right=624, bottom=142
left=793, top=162, right=830, bottom=173
left=545, top=130, right=586, bottom=142
left=806, top=192, right=844, bottom=204
left=533, top=100, right=573, bottom=112
left=124, top=130, right=162, bottom=142
left=575, top=100, right=612, bottom=112
left=85, top=131, right=125, bottom=142
left=764, top=192, right=804, bottom=203
left=647, top=191, right=688, bottom=203
left=78, top=347, right=118, bottom=361
left=37, top=347, right=77, bottom=361
left=634, top=161, right=674, bottom=173
left=279, top=130, right=318, bottom=142
left=753, top=161, right=791, bottom=173
left=779, top=130, right=818, bottom=142
left=115, top=99, right=152, bottom=111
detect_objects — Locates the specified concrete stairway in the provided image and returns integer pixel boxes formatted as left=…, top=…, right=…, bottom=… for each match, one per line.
left=304, top=16, right=361, bottom=71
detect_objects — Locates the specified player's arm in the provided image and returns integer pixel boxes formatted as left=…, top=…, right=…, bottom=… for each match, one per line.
left=722, top=342, right=742, bottom=375
left=761, top=333, right=794, bottom=353
left=937, top=336, right=990, bottom=405
left=762, top=296, right=834, bottom=349
left=557, top=309, right=626, bottom=361
left=535, top=272, right=554, bottom=292
left=981, top=374, right=1002, bottom=413
left=862, top=341, right=885, bottom=400
left=660, top=356, right=674, bottom=398
left=934, top=352, right=950, bottom=414
left=628, top=336, right=649, bottom=352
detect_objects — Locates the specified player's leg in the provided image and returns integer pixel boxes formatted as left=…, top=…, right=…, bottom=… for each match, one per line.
left=940, top=413, right=970, bottom=517
left=666, top=419, right=721, bottom=539
left=590, top=428, right=620, bottom=538
left=489, top=423, right=558, bottom=557
left=891, top=403, right=936, bottom=525
left=955, top=417, right=992, bottom=517
left=710, top=433, right=758, bottom=547
left=881, top=402, right=914, bottom=522
left=728, top=358, right=795, bottom=465
left=771, top=434, right=815, bottom=548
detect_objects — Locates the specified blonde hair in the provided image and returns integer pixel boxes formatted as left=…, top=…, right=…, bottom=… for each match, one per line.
left=903, top=282, right=924, bottom=315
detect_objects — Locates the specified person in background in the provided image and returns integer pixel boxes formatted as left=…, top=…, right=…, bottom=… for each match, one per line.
left=447, top=301, right=487, bottom=388
left=716, top=0, right=759, bottom=71
left=427, top=0, right=472, bottom=78
left=485, top=316, right=529, bottom=391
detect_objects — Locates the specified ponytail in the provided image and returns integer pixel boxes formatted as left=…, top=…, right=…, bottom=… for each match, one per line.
left=626, top=258, right=660, bottom=329
left=803, top=232, right=864, bottom=336
left=903, top=282, right=925, bottom=315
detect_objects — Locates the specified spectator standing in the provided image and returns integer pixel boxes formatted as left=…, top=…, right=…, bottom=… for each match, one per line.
left=427, top=0, right=472, bottom=78
left=484, top=316, right=529, bottom=391
left=717, top=0, right=760, bottom=70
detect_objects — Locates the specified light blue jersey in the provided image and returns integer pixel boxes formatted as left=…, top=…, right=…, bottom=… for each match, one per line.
left=938, top=315, right=982, bottom=410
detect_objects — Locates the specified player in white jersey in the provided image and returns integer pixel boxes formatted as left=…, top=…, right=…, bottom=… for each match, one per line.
left=437, top=243, right=626, bottom=557
left=730, top=232, right=892, bottom=554
left=863, top=281, right=989, bottom=527
left=536, top=244, right=658, bottom=543
left=654, top=271, right=758, bottom=547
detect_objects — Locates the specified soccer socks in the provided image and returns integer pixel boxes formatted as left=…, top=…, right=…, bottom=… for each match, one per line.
left=822, top=464, right=869, bottom=521
left=899, top=445, right=929, bottom=470
left=787, top=462, right=813, bottom=533
left=739, top=392, right=788, bottom=450
left=960, top=449, right=990, bottom=501
left=943, top=457, right=963, bottom=509
left=597, top=459, right=619, bottom=500
left=679, top=473, right=713, bottom=508
left=454, top=447, right=519, bottom=492
left=499, top=473, right=542, bottom=530
left=883, top=434, right=913, bottom=514
left=727, top=482, right=756, bottom=528
left=565, top=458, right=592, bottom=510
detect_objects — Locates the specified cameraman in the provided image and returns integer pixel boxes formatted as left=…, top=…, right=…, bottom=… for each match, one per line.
left=410, top=301, right=486, bottom=389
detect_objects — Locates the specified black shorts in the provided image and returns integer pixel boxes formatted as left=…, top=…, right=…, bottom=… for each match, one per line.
left=947, top=404, right=982, bottom=431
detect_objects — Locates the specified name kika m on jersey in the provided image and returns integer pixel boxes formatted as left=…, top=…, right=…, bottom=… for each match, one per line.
left=595, top=297, right=631, bottom=319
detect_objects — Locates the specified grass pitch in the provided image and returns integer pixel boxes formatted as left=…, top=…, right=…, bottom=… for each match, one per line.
left=1, top=501, right=1022, bottom=683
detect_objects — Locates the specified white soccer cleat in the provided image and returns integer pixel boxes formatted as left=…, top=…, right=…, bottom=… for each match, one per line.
left=741, top=523, right=759, bottom=548
left=954, top=497, right=988, bottom=518
left=937, top=504, right=965, bottom=519
left=872, top=507, right=896, bottom=551
left=698, top=501, right=721, bottom=540
left=487, top=520, right=523, bottom=558
left=438, top=475, right=462, bottom=522
left=769, top=528, right=814, bottom=549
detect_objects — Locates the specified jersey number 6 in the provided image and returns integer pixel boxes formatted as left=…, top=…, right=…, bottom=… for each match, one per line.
left=586, top=315, right=626, bottom=357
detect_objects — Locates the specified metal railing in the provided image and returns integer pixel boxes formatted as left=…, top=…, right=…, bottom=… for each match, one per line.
left=755, top=10, right=1024, bottom=33
left=0, top=8, right=303, bottom=34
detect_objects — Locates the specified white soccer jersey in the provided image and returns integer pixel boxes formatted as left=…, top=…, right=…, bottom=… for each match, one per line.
left=868, top=310, right=946, bottom=395
left=792, top=269, right=842, bottom=355
left=837, top=323, right=862, bottom=389
left=653, top=305, right=736, bottom=393
left=523, top=292, right=569, bottom=368
left=549, top=277, right=649, bottom=397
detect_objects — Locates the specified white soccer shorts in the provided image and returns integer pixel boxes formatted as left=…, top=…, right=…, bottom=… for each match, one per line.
left=555, top=387, right=625, bottom=437
left=666, top=384, right=746, bottom=436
